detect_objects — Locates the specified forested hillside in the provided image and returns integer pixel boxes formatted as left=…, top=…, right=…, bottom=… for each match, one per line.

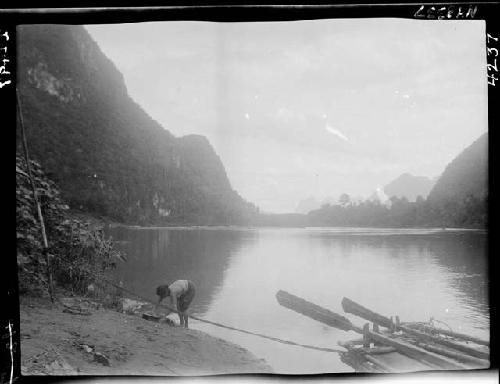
left=426, top=132, right=488, bottom=227
left=16, top=25, right=257, bottom=225
left=307, top=133, right=488, bottom=228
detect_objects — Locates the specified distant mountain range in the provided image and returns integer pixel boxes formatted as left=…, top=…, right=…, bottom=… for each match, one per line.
left=295, top=197, right=321, bottom=214
left=295, top=195, right=346, bottom=214
left=16, top=25, right=256, bottom=225
left=295, top=172, right=435, bottom=214
left=383, top=173, right=437, bottom=202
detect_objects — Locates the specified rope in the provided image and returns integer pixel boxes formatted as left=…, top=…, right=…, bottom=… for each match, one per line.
left=429, top=317, right=454, bottom=333
left=95, top=276, right=345, bottom=354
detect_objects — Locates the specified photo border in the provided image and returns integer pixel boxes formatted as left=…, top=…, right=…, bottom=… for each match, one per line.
left=2, top=2, right=498, bottom=383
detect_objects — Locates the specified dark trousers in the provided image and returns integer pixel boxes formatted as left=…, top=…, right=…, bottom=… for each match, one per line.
left=177, top=280, right=195, bottom=312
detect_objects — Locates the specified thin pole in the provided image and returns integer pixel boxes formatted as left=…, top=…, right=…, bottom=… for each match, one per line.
left=17, top=89, right=54, bottom=302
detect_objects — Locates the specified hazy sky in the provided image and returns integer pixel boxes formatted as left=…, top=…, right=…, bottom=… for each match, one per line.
left=86, top=19, right=487, bottom=213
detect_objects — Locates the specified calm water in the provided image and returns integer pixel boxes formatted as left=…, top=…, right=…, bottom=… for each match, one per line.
left=106, top=226, right=489, bottom=374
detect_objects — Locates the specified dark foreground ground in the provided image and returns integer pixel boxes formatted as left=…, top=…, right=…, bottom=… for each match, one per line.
left=19, top=294, right=272, bottom=376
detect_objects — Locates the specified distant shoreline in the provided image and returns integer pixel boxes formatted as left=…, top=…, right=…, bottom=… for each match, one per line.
left=69, top=210, right=487, bottom=232
left=108, top=223, right=487, bottom=232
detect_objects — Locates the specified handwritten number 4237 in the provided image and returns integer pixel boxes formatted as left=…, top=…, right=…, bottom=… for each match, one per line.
left=487, top=34, right=498, bottom=86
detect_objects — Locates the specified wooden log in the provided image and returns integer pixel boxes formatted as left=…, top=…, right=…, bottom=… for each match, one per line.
left=417, top=342, right=490, bottom=367
left=406, top=322, right=489, bottom=347
left=366, top=331, right=468, bottom=370
left=342, top=342, right=435, bottom=373
left=342, top=297, right=488, bottom=360
left=363, top=323, right=370, bottom=348
left=339, top=342, right=388, bottom=373
left=277, top=291, right=467, bottom=370
left=364, top=354, right=395, bottom=372
left=358, top=346, right=397, bottom=355
left=400, top=326, right=489, bottom=360
left=342, top=297, right=393, bottom=328
left=276, top=290, right=357, bottom=332
left=339, top=348, right=384, bottom=373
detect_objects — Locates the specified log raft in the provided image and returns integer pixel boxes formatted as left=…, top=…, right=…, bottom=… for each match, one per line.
left=405, top=322, right=489, bottom=346
left=276, top=290, right=489, bottom=373
left=341, top=297, right=489, bottom=360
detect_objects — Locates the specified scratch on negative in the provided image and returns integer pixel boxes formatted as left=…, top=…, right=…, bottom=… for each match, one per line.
left=8, top=320, right=13, bottom=384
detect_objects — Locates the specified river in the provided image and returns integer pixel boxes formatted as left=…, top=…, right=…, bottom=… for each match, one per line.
left=106, top=226, right=489, bottom=374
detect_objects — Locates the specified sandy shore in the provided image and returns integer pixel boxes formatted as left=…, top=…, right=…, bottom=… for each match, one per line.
left=19, top=295, right=272, bottom=376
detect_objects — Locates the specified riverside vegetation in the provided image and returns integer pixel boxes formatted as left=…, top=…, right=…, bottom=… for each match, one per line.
left=16, top=155, right=123, bottom=300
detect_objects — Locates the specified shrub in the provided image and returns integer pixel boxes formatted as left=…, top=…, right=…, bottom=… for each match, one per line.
left=16, top=156, right=124, bottom=297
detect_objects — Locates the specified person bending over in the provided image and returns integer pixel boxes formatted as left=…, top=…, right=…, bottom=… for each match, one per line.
left=156, top=280, right=196, bottom=328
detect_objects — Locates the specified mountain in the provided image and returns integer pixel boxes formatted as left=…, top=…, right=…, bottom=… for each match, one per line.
left=428, top=133, right=487, bottom=204
left=425, top=133, right=487, bottom=227
left=16, top=25, right=257, bottom=225
left=383, top=173, right=436, bottom=202
left=295, top=195, right=347, bottom=214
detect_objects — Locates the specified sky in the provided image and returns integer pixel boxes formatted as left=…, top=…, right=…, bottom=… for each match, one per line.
left=86, top=19, right=487, bottom=214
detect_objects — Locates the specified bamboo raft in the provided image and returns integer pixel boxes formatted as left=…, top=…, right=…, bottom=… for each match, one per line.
left=276, top=290, right=489, bottom=373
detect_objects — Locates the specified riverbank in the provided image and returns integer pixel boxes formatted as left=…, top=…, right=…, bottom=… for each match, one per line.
left=68, top=209, right=486, bottom=231
left=19, top=294, right=272, bottom=376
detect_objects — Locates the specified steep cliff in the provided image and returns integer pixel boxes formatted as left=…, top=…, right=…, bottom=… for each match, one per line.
left=16, top=24, right=256, bottom=225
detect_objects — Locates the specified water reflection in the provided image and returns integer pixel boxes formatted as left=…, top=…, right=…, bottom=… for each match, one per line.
left=107, top=227, right=489, bottom=374
left=108, top=227, right=257, bottom=314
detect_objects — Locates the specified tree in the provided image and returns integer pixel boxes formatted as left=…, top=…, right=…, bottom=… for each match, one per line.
left=339, top=193, right=351, bottom=206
